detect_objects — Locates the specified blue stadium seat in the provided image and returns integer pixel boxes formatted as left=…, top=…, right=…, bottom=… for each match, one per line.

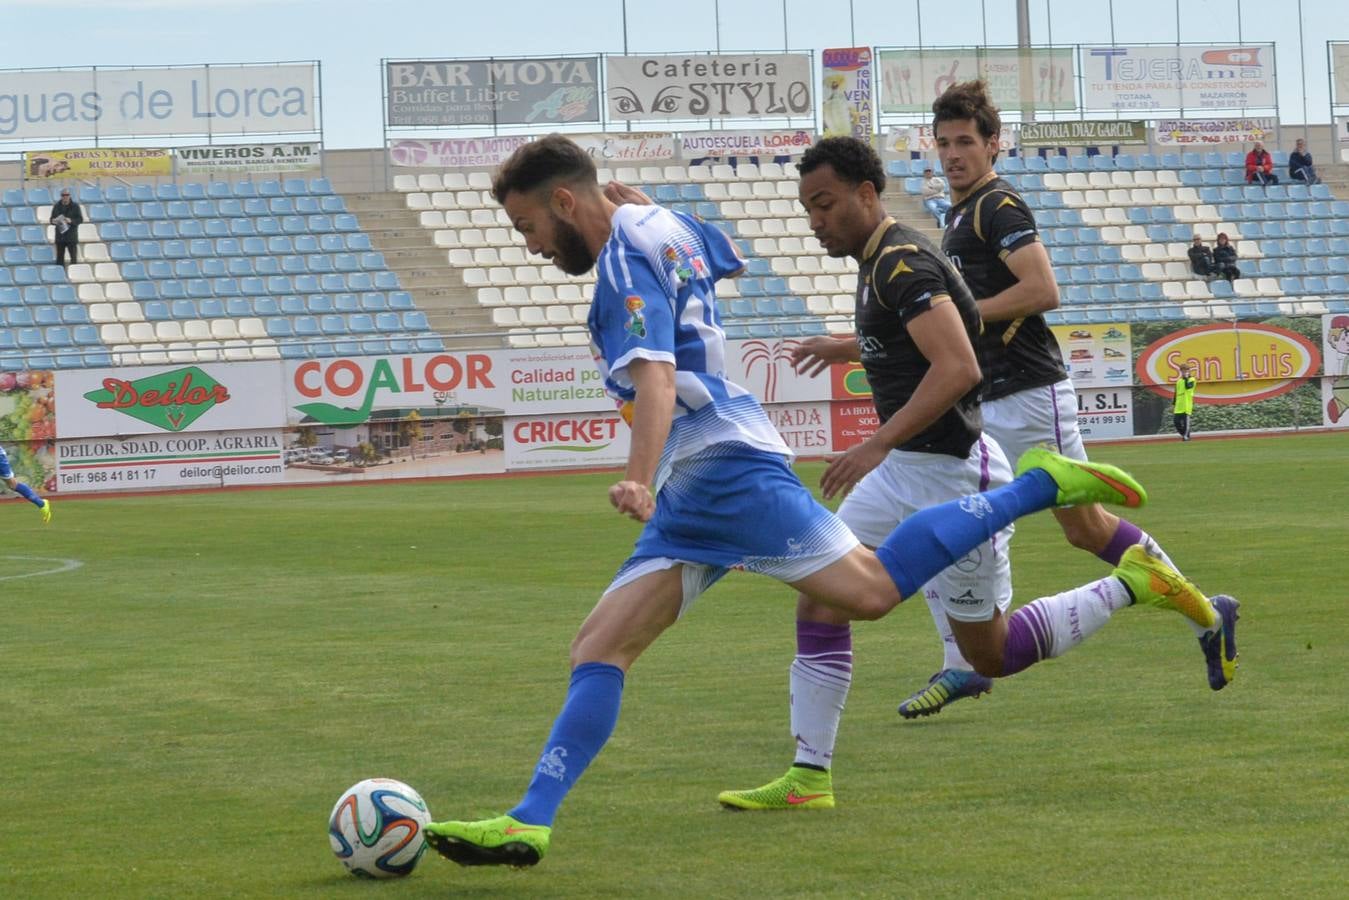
left=283, top=178, right=309, bottom=196
left=309, top=294, right=334, bottom=314
left=334, top=292, right=360, bottom=312
left=293, top=275, right=319, bottom=294
left=1068, top=156, right=1090, bottom=172
left=308, top=255, right=333, bottom=274
left=1284, top=221, right=1308, bottom=238
left=402, top=311, right=431, bottom=331
left=372, top=271, right=399, bottom=290
left=207, top=182, right=231, bottom=200
left=155, top=184, right=180, bottom=201
left=317, top=314, right=345, bottom=335
left=1140, top=283, right=1164, bottom=301
left=346, top=232, right=371, bottom=250
left=388, top=291, right=414, bottom=310
left=269, top=197, right=296, bottom=215
left=281, top=216, right=307, bottom=234
left=1284, top=258, right=1306, bottom=275
left=230, top=181, right=256, bottom=198
left=1115, top=283, right=1139, bottom=301
left=38, top=265, right=65, bottom=285
left=181, top=183, right=207, bottom=200
left=33, top=305, right=62, bottom=326
left=334, top=214, right=360, bottom=233
left=360, top=292, right=387, bottom=312
left=293, top=234, right=320, bottom=254
left=26, top=186, right=53, bottom=205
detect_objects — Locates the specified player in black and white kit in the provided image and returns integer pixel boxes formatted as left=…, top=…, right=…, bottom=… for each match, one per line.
left=720, top=138, right=1220, bottom=811
left=894, top=82, right=1240, bottom=719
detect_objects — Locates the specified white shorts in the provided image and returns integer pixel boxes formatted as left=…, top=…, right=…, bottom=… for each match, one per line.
left=837, top=435, right=1013, bottom=623
left=981, top=378, right=1087, bottom=465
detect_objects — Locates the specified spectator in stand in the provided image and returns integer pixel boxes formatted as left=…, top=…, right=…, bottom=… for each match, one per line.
left=1188, top=235, right=1215, bottom=280
left=921, top=166, right=952, bottom=228
left=1288, top=138, right=1320, bottom=185
left=48, top=189, right=83, bottom=268
left=1245, top=141, right=1278, bottom=186
left=1213, top=233, right=1241, bottom=282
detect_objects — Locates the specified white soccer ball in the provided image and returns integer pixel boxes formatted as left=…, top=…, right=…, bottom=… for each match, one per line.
left=328, top=777, right=432, bottom=878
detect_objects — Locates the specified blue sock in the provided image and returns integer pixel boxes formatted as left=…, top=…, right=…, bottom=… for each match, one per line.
left=13, top=482, right=43, bottom=508
left=875, top=470, right=1057, bottom=598
left=507, top=661, right=625, bottom=827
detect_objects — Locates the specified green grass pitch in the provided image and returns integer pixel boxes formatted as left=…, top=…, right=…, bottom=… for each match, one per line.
left=3, top=432, right=1346, bottom=898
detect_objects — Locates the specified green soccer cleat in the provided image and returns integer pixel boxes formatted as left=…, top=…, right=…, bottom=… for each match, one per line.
left=423, top=814, right=551, bottom=868
left=1015, top=446, right=1147, bottom=509
left=1113, top=544, right=1218, bottom=630
left=38, top=499, right=51, bottom=524
left=717, top=765, right=835, bottom=811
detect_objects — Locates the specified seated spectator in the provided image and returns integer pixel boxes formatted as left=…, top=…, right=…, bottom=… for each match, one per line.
left=1245, top=141, right=1278, bottom=186
left=921, top=167, right=952, bottom=228
left=1288, top=138, right=1320, bottom=184
left=1188, top=235, right=1215, bottom=279
left=1213, top=232, right=1241, bottom=281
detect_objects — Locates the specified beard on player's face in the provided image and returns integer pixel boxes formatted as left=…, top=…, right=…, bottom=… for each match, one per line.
left=549, top=211, right=596, bottom=275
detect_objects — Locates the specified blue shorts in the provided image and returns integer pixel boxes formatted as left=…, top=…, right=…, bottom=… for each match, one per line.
left=0, top=445, right=11, bottom=479
left=605, top=443, right=859, bottom=616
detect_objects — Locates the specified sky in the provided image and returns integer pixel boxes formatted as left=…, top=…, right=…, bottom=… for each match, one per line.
left=0, top=0, right=1342, bottom=148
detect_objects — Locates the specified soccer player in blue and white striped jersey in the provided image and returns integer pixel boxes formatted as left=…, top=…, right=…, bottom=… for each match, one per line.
left=419, top=134, right=1151, bottom=870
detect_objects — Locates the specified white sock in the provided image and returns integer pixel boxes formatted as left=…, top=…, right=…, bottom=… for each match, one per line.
left=789, top=626, right=852, bottom=770
left=1020, top=576, right=1132, bottom=660
left=925, top=588, right=973, bottom=671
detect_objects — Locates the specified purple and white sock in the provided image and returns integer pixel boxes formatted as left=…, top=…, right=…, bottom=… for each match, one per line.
left=789, top=621, right=852, bottom=770
left=1001, top=576, right=1132, bottom=676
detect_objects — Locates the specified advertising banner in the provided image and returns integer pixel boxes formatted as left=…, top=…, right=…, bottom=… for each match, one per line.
left=24, top=148, right=170, bottom=179
left=764, top=401, right=833, bottom=454
left=0, top=370, right=56, bottom=492
left=606, top=53, right=813, bottom=120
left=1127, top=317, right=1324, bottom=436
left=884, top=124, right=1018, bottom=155
left=1054, top=323, right=1134, bottom=389
left=1019, top=120, right=1147, bottom=147
left=56, top=429, right=284, bottom=493
left=1333, top=43, right=1349, bottom=105
left=830, top=399, right=880, bottom=451
left=504, top=411, right=630, bottom=470
left=388, top=136, right=530, bottom=168
left=176, top=142, right=320, bottom=175
left=879, top=47, right=1075, bottom=114
left=724, top=337, right=833, bottom=405
left=55, top=362, right=285, bottom=439
left=1071, top=387, right=1135, bottom=440
left=821, top=48, right=873, bottom=142
left=1323, top=313, right=1349, bottom=427
left=1081, top=45, right=1276, bottom=111
left=0, top=64, right=317, bottom=140
left=1155, top=117, right=1275, bottom=145
left=680, top=129, right=814, bottom=158
left=384, top=57, right=600, bottom=127
left=572, top=132, right=677, bottom=163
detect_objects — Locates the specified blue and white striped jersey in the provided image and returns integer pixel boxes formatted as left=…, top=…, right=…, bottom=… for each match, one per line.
left=588, top=203, right=790, bottom=485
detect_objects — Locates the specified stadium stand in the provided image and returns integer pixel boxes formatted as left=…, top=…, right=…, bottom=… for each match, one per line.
left=895, top=151, right=1349, bottom=324
left=0, top=178, right=445, bottom=368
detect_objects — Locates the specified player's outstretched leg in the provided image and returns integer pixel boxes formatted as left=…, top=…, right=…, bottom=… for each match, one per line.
left=1199, top=594, right=1240, bottom=690
left=873, top=450, right=1144, bottom=602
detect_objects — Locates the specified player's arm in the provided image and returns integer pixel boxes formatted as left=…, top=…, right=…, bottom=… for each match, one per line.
left=610, top=357, right=675, bottom=522
left=977, top=240, right=1059, bottom=322
left=820, top=299, right=979, bottom=499
left=789, top=335, right=860, bottom=378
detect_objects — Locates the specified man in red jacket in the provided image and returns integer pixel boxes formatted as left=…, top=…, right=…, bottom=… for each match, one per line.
left=1245, top=141, right=1278, bottom=186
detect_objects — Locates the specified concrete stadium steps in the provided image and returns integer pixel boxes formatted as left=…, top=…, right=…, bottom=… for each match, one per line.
left=341, top=191, right=498, bottom=346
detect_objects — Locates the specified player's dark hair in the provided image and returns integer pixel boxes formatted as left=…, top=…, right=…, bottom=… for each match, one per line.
left=492, top=134, right=597, bottom=205
left=932, top=80, right=1002, bottom=161
left=797, top=136, right=886, bottom=195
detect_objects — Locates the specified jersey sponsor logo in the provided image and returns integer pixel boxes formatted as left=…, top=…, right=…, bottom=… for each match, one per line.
left=947, top=589, right=984, bottom=606
left=623, top=295, right=648, bottom=340
left=953, top=547, right=983, bottom=573
left=786, top=790, right=830, bottom=805
left=996, top=196, right=1018, bottom=211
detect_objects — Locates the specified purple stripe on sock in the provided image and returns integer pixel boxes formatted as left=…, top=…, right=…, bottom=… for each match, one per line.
left=797, top=620, right=851, bottom=657
left=1098, top=518, right=1143, bottom=565
left=1002, top=601, right=1049, bottom=676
